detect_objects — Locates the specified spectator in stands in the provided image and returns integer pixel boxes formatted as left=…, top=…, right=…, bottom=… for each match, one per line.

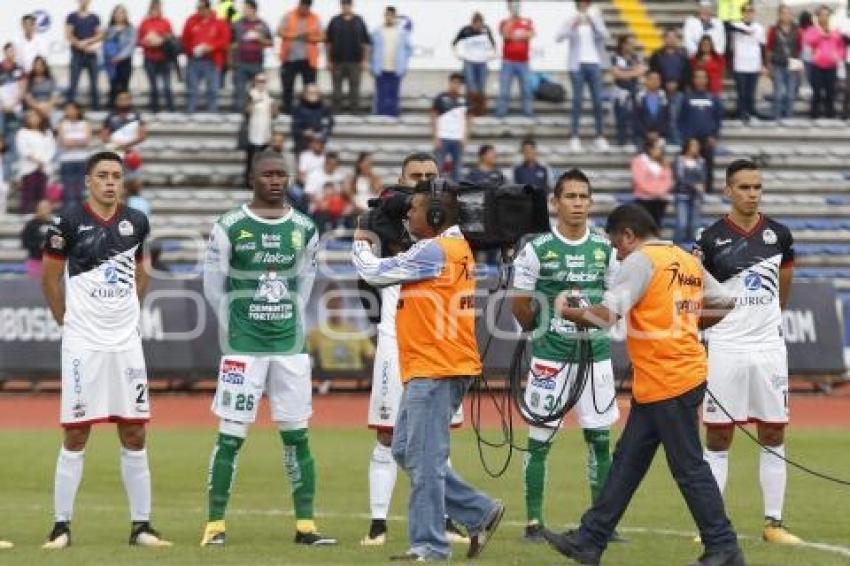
left=513, top=138, right=554, bottom=192
left=631, top=137, right=672, bottom=228
left=306, top=150, right=346, bottom=206
left=326, top=0, right=372, bottom=114
left=683, top=0, right=726, bottom=57
left=799, top=10, right=815, bottom=95
left=650, top=28, right=691, bottom=93
left=673, top=138, right=707, bottom=244
left=233, top=0, right=273, bottom=114
left=453, top=12, right=497, bottom=116
left=57, top=102, right=91, bottom=210
left=16, top=109, right=55, bottom=214
left=21, top=199, right=54, bottom=280
left=691, top=35, right=725, bottom=95
left=804, top=5, right=843, bottom=119
left=103, top=5, right=135, bottom=110
left=25, top=57, right=59, bottom=123
left=634, top=70, right=670, bottom=147
left=313, top=180, right=355, bottom=233
left=767, top=5, right=802, bottom=121
left=729, top=3, right=766, bottom=122
left=16, top=14, right=48, bottom=74
left=100, top=91, right=147, bottom=156
left=345, top=151, right=382, bottom=212
left=678, top=67, right=722, bottom=192
left=125, top=175, right=152, bottom=217
left=558, top=0, right=610, bottom=152
left=292, top=83, right=334, bottom=157
left=298, top=133, right=326, bottom=185
left=611, top=34, right=646, bottom=148
left=0, top=138, right=7, bottom=215
left=216, top=0, right=240, bottom=89
left=370, top=6, right=412, bottom=117
left=465, top=144, right=506, bottom=187
left=182, top=0, right=231, bottom=114
left=0, top=43, right=25, bottom=178
left=496, top=1, right=535, bottom=118
left=278, top=0, right=323, bottom=114
left=242, top=73, right=279, bottom=186
left=65, top=0, right=103, bottom=110
left=431, top=73, right=470, bottom=181
left=138, top=0, right=176, bottom=113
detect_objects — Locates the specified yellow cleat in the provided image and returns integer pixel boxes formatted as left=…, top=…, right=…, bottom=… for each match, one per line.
left=200, top=520, right=227, bottom=547
left=360, top=532, right=386, bottom=546
left=0, top=540, right=13, bottom=550
left=763, top=519, right=803, bottom=545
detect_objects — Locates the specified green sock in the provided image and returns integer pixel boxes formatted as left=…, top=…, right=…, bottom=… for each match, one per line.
left=280, top=429, right=316, bottom=522
left=583, top=428, right=612, bottom=504
left=524, top=437, right=551, bottom=525
left=208, top=433, right=244, bottom=521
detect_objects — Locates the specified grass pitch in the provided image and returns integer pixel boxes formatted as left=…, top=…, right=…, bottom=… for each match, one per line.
left=0, top=426, right=847, bottom=565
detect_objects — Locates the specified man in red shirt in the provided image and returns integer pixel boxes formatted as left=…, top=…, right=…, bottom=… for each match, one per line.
left=181, top=0, right=231, bottom=113
left=138, top=0, right=175, bottom=113
left=496, top=0, right=535, bottom=117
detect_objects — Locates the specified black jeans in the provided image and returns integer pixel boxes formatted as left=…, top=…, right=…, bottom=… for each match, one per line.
left=109, top=58, right=133, bottom=108
left=280, top=59, right=317, bottom=113
left=635, top=198, right=668, bottom=229
left=331, top=61, right=362, bottom=113
left=810, top=66, right=837, bottom=119
left=733, top=71, right=759, bottom=121
left=143, top=58, right=174, bottom=113
left=577, top=384, right=739, bottom=553
left=67, top=50, right=99, bottom=109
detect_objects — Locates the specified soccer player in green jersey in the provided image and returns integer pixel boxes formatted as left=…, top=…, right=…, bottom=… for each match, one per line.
left=200, top=150, right=335, bottom=547
left=511, top=169, right=621, bottom=542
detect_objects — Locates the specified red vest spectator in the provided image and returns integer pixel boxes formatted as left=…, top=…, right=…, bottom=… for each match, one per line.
left=500, top=17, right=534, bottom=62
left=181, top=10, right=231, bottom=69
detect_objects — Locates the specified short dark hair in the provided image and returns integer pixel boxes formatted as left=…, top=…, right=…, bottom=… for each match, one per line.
left=616, top=33, right=633, bottom=53
left=605, top=203, right=659, bottom=239
left=386, top=6, right=396, bottom=14
left=3, top=42, right=13, bottom=52
left=250, top=149, right=287, bottom=176
left=520, top=138, right=536, bottom=150
left=300, top=0, right=313, bottom=6
left=244, top=0, right=258, bottom=8
left=22, top=14, right=35, bottom=24
left=554, top=168, right=592, bottom=198
left=401, top=151, right=438, bottom=174
left=664, top=26, right=678, bottom=36
left=449, top=72, right=465, bottom=83
left=478, top=144, right=494, bottom=158
left=725, top=158, right=759, bottom=184
left=86, top=151, right=124, bottom=175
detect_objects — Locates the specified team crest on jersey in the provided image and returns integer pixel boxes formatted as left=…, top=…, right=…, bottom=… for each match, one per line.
left=254, top=272, right=288, bottom=303
left=221, top=360, right=246, bottom=385
left=744, top=272, right=762, bottom=291
left=103, top=263, right=119, bottom=284
left=50, top=235, right=65, bottom=250
left=762, top=229, right=777, bottom=245
left=118, top=219, right=134, bottom=236
left=291, top=230, right=303, bottom=250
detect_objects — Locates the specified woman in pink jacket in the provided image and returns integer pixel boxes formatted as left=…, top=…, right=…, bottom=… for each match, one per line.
left=631, top=137, right=673, bottom=228
left=804, top=6, right=844, bottom=118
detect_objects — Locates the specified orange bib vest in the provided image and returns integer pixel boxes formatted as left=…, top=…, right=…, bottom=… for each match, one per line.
left=280, top=10, right=321, bottom=68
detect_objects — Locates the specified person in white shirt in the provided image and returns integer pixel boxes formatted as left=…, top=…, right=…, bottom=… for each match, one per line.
left=730, top=3, right=766, bottom=122
left=16, top=14, right=48, bottom=74
left=305, top=150, right=346, bottom=208
left=242, top=73, right=279, bottom=185
left=297, top=134, right=326, bottom=186
left=16, top=109, right=56, bottom=213
left=683, top=1, right=726, bottom=57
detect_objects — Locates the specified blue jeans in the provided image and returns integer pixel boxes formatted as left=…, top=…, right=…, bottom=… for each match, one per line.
left=463, top=61, right=488, bottom=95
left=496, top=61, right=533, bottom=117
left=569, top=63, right=604, bottom=137
left=733, top=71, right=759, bottom=121
left=143, top=58, right=174, bottom=113
left=667, top=91, right=683, bottom=146
left=374, top=72, right=401, bottom=116
left=771, top=66, right=798, bottom=119
left=234, top=62, right=263, bottom=112
left=392, top=378, right=496, bottom=559
left=187, top=58, right=219, bottom=113
left=67, top=50, right=99, bottom=110
left=437, top=139, right=463, bottom=181
left=60, top=161, right=87, bottom=211
left=674, top=192, right=702, bottom=244
left=613, top=94, right=635, bottom=146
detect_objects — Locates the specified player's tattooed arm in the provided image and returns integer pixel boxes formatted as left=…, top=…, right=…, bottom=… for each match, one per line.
left=42, top=256, right=66, bottom=325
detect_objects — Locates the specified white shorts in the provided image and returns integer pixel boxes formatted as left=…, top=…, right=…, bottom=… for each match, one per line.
left=60, top=341, right=149, bottom=427
left=703, top=347, right=789, bottom=426
left=211, top=353, right=312, bottom=425
left=367, top=334, right=463, bottom=429
left=523, top=357, right=619, bottom=431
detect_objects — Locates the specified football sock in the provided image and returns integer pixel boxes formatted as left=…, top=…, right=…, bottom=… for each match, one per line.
left=524, top=437, right=551, bottom=525
left=369, top=442, right=397, bottom=521
left=120, top=448, right=151, bottom=522
left=583, top=428, right=612, bottom=504
left=280, top=429, right=316, bottom=525
left=704, top=449, right=729, bottom=494
left=54, top=447, right=85, bottom=522
left=760, top=445, right=786, bottom=520
left=207, top=433, right=244, bottom=521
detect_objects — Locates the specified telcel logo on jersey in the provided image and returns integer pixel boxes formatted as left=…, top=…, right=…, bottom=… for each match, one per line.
left=252, top=251, right=295, bottom=264
left=221, top=360, right=246, bottom=385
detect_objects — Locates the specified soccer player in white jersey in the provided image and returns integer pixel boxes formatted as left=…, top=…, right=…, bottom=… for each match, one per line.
left=361, top=152, right=467, bottom=546
left=696, top=159, right=802, bottom=544
left=40, top=151, right=171, bottom=549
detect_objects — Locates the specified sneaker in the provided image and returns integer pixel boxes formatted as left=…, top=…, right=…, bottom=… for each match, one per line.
left=294, top=530, right=338, bottom=546
left=129, top=522, right=173, bottom=547
left=523, top=522, right=545, bottom=543
left=361, top=518, right=387, bottom=546
left=541, top=529, right=601, bottom=565
left=688, top=546, right=745, bottom=566
left=594, top=137, right=610, bottom=152
left=445, top=517, right=470, bottom=544
left=569, top=137, right=583, bottom=153
left=389, top=550, right=428, bottom=561
left=762, top=518, right=803, bottom=544
left=200, top=520, right=226, bottom=546
left=42, top=522, right=71, bottom=550
left=467, top=500, right=505, bottom=559
left=0, top=540, right=13, bottom=550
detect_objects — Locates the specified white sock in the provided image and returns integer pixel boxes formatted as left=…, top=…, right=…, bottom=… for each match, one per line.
left=704, top=449, right=729, bottom=494
left=121, top=448, right=151, bottom=522
left=54, top=447, right=85, bottom=522
left=369, top=442, right=397, bottom=520
left=760, top=444, right=786, bottom=520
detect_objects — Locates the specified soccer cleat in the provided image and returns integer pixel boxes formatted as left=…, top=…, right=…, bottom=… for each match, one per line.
left=523, top=522, right=545, bottom=543
left=762, top=518, right=803, bottom=545
left=294, top=530, right=338, bottom=546
left=360, top=519, right=387, bottom=546
left=467, top=500, right=505, bottom=559
left=445, top=517, right=469, bottom=544
left=542, top=529, right=601, bottom=565
left=0, top=539, right=13, bottom=550
left=688, top=546, right=745, bottom=566
left=200, top=520, right=227, bottom=546
left=42, top=522, right=71, bottom=550
left=129, top=522, right=173, bottom=547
